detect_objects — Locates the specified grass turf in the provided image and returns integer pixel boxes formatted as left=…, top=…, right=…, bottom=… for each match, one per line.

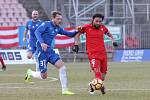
left=0, top=62, right=150, bottom=100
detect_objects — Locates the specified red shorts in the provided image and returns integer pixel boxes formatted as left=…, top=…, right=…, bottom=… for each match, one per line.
left=88, top=53, right=108, bottom=74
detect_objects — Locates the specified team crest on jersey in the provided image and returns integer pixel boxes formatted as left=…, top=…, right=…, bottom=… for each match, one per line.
left=41, top=23, right=45, bottom=26
left=100, top=28, right=103, bottom=31
left=32, top=26, right=35, bottom=28
left=36, top=24, right=38, bottom=26
left=55, top=29, right=58, bottom=32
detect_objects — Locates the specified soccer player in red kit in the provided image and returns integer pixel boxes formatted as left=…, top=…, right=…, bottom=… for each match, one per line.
left=0, top=54, right=6, bottom=71
left=73, top=13, right=118, bottom=94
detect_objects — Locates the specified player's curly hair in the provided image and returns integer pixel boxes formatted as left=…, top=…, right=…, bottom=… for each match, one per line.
left=51, top=11, right=62, bottom=18
left=92, top=13, right=104, bottom=21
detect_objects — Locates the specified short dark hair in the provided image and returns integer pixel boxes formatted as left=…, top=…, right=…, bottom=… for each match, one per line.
left=92, top=13, right=104, bottom=21
left=51, top=11, right=62, bottom=18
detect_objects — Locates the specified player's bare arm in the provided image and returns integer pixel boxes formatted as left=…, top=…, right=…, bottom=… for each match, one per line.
left=106, top=32, right=118, bottom=47
left=72, top=25, right=84, bottom=53
left=23, top=29, right=28, bottom=42
left=74, top=33, right=80, bottom=45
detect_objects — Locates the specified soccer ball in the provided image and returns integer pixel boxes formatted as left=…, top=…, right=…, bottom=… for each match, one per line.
left=91, top=78, right=103, bottom=90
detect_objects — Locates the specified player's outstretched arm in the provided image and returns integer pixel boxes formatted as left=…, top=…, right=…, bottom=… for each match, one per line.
left=106, top=32, right=118, bottom=47
left=59, top=28, right=79, bottom=37
left=72, top=25, right=85, bottom=53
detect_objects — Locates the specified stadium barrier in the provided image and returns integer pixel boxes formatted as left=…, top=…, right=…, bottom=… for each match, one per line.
left=0, top=49, right=59, bottom=64
left=113, top=49, right=150, bottom=62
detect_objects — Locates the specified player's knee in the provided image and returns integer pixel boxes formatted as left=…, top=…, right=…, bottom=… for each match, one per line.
left=27, top=52, right=33, bottom=59
left=41, top=73, right=47, bottom=79
left=41, top=75, right=47, bottom=79
left=27, top=55, right=32, bottom=59
left=55, top=59, right=64, bottom=69
left=42, top=76, right=47, bottom=79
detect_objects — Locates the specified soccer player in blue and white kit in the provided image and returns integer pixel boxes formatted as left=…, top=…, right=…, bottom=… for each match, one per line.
left=25, top=11, right=78, bottom=95
left=23, top=10, right=42, bottom=71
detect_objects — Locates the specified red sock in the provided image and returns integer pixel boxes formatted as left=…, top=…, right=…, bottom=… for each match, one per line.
left=95, top=72, right=102, bottom=80
left=93, top=67, right=102, bottom=80
left=0, top=56, right=5, bottom=66
left=90, top=59, right=102, bottom=80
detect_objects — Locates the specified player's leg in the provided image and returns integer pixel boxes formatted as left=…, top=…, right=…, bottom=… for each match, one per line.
left=25, top=44, right=42, bottom=81
left=55, top=60, right=75, bottom=95
left=89, top=58, right=102, bottom=80
left=25, top=52, right=48, bottom=82
left=27, top=51, right=33, bottom=59
left=0, top=55, right=6, bottom=71
left=27, top=41, right=35, bottom=59
left=99, top=57, right=108, bottom=94
left=49, top=52, right=74, bottom=95
left=32, top=52, right=48, bottom=79
left=89, top=58, right=102, bottom=94
left=100, top=57, right=107, bottom=81
left=34, top=50, right=40, bottom=72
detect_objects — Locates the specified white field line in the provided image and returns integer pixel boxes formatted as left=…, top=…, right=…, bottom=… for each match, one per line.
left=0, top=77, right=58, bottom=85
left=107, top=88, right=150, bottom=91
left=0, top=85, right=150, bottom=91
left=0, top=75, right=150, bottom=91
left=0, top=74, right=57, bottom=77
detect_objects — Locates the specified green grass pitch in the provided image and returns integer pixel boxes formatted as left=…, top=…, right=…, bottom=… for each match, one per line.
left=0, top=62, right=150, bottom=100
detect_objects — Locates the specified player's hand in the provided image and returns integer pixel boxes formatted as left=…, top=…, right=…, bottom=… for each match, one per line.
left=76, top=26, right=82, bottom=31
left=41, top=43, right=49, bottom=51
left=113, top=42, right=118, bottom=47
left=72, top=45, right=79, bottom=53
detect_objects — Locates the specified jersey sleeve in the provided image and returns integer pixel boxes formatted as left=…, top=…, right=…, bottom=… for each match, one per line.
left=35, top=22, right=47, bottom=44
left=102, top=25, right=109, bottom=34
left=79, top=25, right=86, bottom=33
left=58, top=27, right=78, bottom=37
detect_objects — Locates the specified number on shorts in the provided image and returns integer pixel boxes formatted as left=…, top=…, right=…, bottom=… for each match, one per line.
left=40, top=60, right=46, bottom=67
left=91, top=59, right=95, bottom=68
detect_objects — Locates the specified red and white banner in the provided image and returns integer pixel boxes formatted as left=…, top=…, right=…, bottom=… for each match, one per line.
left=55, top=34, right=74, bottom=48
left=0, top=27, right=19, bottom=48
left=55, top=27, right=75, bottom=48
left=0, top=49, right=59, bottom=64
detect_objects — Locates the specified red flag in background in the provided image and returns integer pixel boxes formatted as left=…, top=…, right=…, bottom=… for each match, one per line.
left=55, top=27, right=75, bottom=48
left=55, top=34, right=75, bottom=48
left=0, top=27, right=19, bottom=48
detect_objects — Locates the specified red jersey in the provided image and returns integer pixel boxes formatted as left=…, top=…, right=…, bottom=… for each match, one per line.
left=80, top=24, right=109, bottom=58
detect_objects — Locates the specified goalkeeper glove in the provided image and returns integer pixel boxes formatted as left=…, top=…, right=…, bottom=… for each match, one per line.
left=113, top=42, right=118, bottom=47
left=72, top=45, right=79, bottom=53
